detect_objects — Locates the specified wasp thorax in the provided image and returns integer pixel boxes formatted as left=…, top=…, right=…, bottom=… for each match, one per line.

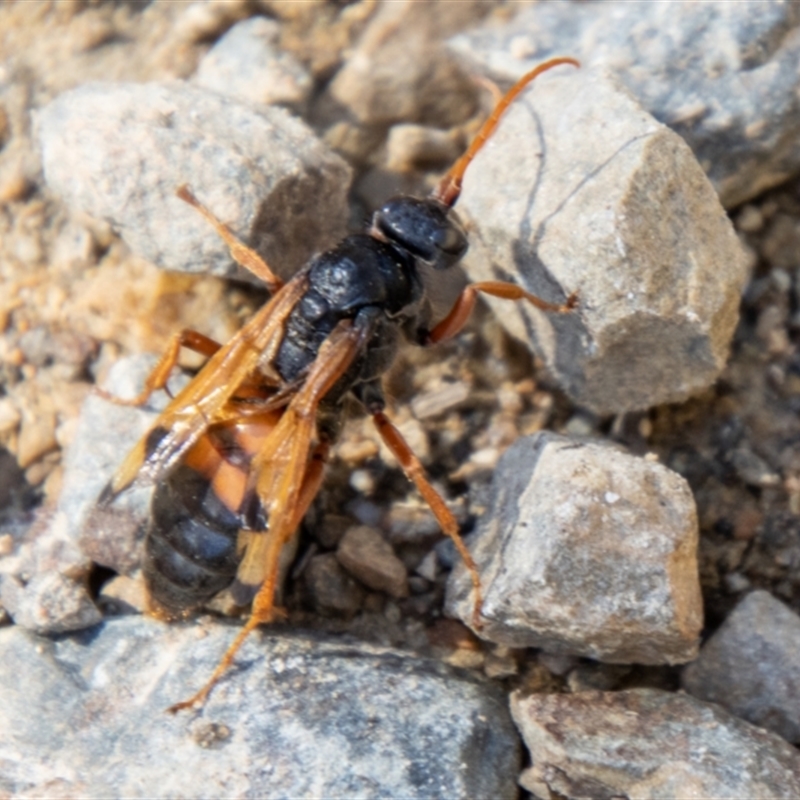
left=373, top=196, right=468, bottom=270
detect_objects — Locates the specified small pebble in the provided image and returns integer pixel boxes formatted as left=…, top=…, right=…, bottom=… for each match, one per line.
left=195, top=17, right=313, bottom=110
left=304, top=553, right=365, bottom=616
left=337, top=525, right=409, bottom=599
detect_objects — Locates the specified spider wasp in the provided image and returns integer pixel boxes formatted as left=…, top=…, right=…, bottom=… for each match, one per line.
left=98, top=56, right=579, bottom=712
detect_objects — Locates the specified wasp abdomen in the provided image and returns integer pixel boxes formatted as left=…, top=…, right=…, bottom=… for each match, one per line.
left=144, top=435, right=254, bottom=614
left=144, top=471, right=241, bottom=613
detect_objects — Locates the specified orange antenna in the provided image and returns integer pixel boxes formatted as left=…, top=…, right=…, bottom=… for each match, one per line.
left=432, top=56, right=580, bottom=208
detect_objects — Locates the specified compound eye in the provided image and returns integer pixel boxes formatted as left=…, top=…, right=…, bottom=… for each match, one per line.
left=433, top=225, right=467, bottom=257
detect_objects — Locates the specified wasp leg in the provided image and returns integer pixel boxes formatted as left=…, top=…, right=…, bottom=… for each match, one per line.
left=177, top=186, right=283, bottom=293
left=424, top=281, right=579, bottom=345
left=166, top=441, right=330, bottom=715
left=96, top=329, right=222, bottom=407
left=371, top=409, right=484, bottom=630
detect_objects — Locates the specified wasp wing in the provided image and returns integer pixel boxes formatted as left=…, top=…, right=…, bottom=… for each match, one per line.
left=102, top=273, right=309, bottom=502
left=231, top=317, right=372, bottom=606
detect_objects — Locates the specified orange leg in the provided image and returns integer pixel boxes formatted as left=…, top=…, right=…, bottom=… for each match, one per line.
left=177, top=186, right=283, bottom=293
left=425, top=281, right=578, bottom=345
left=96, top=329, right=222, bottom=407
left=372, top=410, right=484, bottom=630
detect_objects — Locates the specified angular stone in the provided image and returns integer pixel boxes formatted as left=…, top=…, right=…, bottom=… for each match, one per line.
left=337, top=524, right=409, bottom=598
left=446, top=431, right=703, bottom=664
left=195, top=17, right=313, bottom=110
left=450, top=0, right=800, bottom=207
left=511, top=689, right=800, bottom=800
left=455, top=68, right=748, bottom=413
left=682, top=590, right=800, bottom=744
left=304, top=552, right=366, bottom=616
left=36, top=81, right=350, bottom=280
left=0, top=617, right=520, bottom=799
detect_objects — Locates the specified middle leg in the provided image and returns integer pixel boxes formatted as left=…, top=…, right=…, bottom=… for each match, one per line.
left=96, top=329, right=222, bottom=407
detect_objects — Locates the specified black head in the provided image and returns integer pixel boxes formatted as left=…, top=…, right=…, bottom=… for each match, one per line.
left=372, top=196, right=468, bottom=270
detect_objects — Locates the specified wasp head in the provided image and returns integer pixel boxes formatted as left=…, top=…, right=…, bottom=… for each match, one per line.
left=372, top=197, right=468, bottom=270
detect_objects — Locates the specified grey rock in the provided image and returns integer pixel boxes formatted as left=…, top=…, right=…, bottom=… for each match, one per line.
left=730, top=445, right=781, bottom=488
left=0, top=569, right=101, bottom=634
left=0, top=617, right=520, bottom=799
left=65, top=355, right=169, bottom=576
left=511, top=688, right=800, bottom=800
left=0, top=356, right=168, bottom=634
left=446, top=432, right=703, bottom=664
left=565, top=662, right=632, bottom=693
left=195, top=17, right=313, bottom=111
left=36, top=81, right=350, bottom=280
left=455, top=68, right=748, bottom=413
left=337, top=524, right=409, bottom=599
left=0, top=506, right=99, bottom=635
left=682, top=590, right=800, bottom=744
left=450, top=0, right=800, bottom=207
left=304, top=552, right=366, bottom=616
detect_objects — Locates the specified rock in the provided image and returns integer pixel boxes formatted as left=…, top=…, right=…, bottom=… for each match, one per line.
left=194, top=17, right=313, bottom=111
left=385, top=123, right=464, bottom=173
left=0, top=617, right=520, bottom=799
left=0, top=511, right=100, bottom=634
left=36, top=81, right=351, bottom=280
left=0, top=567, right=101, bottom=634
left=0, top=355, right=172, bottom=634
left=64, top=355, right=170, bottom=576
left=327, top=0, right=489, bottom=127
left=410, top=378, right=471, bottom=421
left=414, top=549, right=438, bottom=582
left=455, top=68, right=749, bottom=414
left=304, top=552, right=366, bottom=616
left=511, top=688, right=800, bottom=800
left=730, top=444, right=781, bottom=488
left=97, top=573, right=148, bottom=616
left=16, top=405, right=57, bottom=469
left=336, top=524, right=409, bottom=598
left=450, top=0, right=800, bottom=207
left=682, top=590, right=800, bottom=744
left=446, top=431, right=703, bottom=664
left=0, top=397, right=21, bottom=438
left=565, top=662, right=632, bottom=693
left=171, top=1, right=250, bottom=45
left=17, top=326, right=95, bottom=371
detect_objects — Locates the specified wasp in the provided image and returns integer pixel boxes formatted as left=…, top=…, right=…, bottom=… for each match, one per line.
left=98, top=56, right=579, bottom=712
